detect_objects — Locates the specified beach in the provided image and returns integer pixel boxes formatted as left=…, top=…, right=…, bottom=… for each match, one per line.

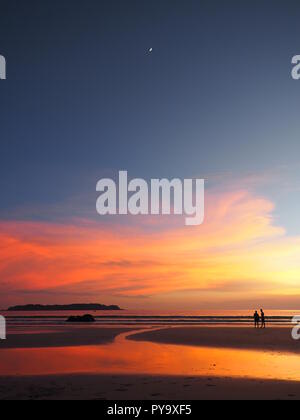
left=1, top=325, right=300, bottom=400
left=0, top=326, right=135, bottom=349
left=2, top=373, right=300, bottom=400
left=129, top=326, right=300, bottom=354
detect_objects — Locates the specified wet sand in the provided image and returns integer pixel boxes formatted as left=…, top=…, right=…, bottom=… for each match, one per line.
left=1, top=326, right=300, bottom=400
left=129, top=326, right=300, bottom=354
left=1, top=374, right=300, bottom=400
left=0, top=327, right=136, bottom=349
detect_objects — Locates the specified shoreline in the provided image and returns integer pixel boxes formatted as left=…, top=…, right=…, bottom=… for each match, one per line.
left=1, top=325, right=299, bottom=353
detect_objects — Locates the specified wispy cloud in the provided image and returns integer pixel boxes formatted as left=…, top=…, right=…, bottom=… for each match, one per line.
left=0, top=188, right=300, bottom=309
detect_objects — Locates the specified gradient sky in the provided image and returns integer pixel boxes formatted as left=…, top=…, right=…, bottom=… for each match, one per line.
left=1, top=0, right=300, bottom=309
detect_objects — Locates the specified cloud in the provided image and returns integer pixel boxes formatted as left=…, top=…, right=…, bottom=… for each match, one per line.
left=0, top=189, right=300, bottom=308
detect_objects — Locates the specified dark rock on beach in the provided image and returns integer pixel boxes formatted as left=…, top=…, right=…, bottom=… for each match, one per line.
left=66, top=314, right=96, bottom=323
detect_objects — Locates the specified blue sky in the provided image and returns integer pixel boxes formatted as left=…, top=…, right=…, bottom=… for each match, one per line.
left=0, top=0, right=300, bottom=230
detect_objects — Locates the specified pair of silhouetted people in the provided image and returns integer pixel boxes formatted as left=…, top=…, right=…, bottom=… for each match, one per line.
left=254, top=309, right=266, bottom=328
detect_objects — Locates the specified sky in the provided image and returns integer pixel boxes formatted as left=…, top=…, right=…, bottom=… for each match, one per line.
left=0, top=0, right=300, bottom=309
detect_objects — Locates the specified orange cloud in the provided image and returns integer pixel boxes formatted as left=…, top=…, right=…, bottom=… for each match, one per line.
left=1, top=190, right=300, bottom=309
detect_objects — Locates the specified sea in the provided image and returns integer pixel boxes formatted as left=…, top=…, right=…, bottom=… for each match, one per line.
left=0, top=309, right=299, bottom=327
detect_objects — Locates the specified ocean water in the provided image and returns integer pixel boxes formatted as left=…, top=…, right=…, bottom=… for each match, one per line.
left=1, top=309, right=299, bottom=327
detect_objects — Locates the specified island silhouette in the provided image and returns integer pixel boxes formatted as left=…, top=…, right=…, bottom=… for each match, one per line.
left=7, top=303, right=122, bottom=311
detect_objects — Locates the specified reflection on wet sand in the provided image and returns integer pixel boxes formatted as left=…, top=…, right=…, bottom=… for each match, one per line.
left=0, top=329, right=300, bottom=382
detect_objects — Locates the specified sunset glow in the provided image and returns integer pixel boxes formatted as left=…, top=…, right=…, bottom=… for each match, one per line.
left=1, top=188, right=299, bottom=310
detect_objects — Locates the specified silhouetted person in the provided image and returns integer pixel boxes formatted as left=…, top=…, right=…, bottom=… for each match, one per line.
left=254, top=311, right=260, bottom=328
left=260, top=309, right=266, bottom=329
